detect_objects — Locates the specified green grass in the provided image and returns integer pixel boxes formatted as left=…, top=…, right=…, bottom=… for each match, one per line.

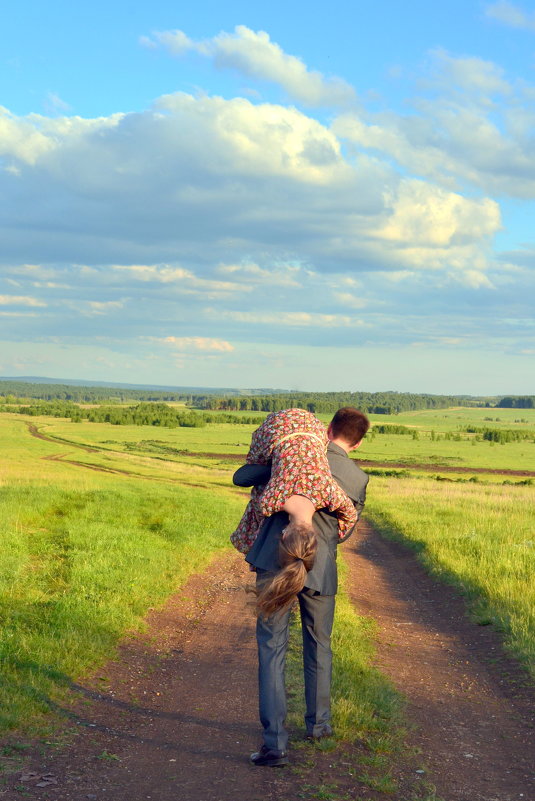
left=0, top=479, right=244, bottom=733
left=33, top=408, right=535, bottom=473
left=361, top=431, right=534, bottom=472
left=37, top=418, right=255, bottom=457
left=1, top=405, right=533, bottom=772
left=366, top=407, right=535, bottom=431
left=366, top=477, right=535, bottom=677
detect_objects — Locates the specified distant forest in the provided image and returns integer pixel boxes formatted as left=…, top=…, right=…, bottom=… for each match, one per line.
left=0, top=380, right=247, bottom=404
left=495, top=396, right=535, bottom=409
left=5, top=402, right=263, bottom=428
left=197, top=391, right=481, bottom=414
left=0, top=379, right=532, bottom=415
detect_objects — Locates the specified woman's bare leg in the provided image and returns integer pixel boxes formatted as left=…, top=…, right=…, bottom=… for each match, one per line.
left=283, top=495, right=315, bottom=526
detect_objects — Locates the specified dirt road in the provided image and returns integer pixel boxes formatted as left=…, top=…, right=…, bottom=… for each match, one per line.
left=3, top=522, right=533, bottom=801
left=345, top=522, right=534, bottom=801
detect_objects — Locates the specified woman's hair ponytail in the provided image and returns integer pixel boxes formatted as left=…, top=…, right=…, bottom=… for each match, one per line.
left=256, top=523, right=317, bottom=618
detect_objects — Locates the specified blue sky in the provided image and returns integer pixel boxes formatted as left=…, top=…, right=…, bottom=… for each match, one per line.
left=1, top=0, right=534, bottom=394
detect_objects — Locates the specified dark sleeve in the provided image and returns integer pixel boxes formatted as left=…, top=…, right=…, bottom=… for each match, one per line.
left=233, top=463, right=272, bottom=487
left=358, top=473, right=369, bottom=505
left=354, top=473, right=369, bottom=519
left=334, top=466, right=369, bottom=543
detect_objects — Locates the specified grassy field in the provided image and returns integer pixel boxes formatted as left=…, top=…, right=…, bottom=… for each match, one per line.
left=366, top=477, right=535, bottom=676
left=9, top=405, right=535, bottom=477
left=367, top=406, right=535, bottom=430
left=1, top=405, right=533, bottom=745
left=363, top=407, right=535, bottom=472
left=0, top=415, right=246, bottom=733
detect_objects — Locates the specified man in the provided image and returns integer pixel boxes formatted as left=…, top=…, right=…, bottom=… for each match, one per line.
left=232, top=407, right=370, bottom=767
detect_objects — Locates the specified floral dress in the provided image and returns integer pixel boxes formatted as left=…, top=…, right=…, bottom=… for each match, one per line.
left=230, top=408, right=357, bottom=554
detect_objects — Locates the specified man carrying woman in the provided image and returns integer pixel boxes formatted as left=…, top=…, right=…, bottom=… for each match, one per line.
left=232, top=406, right=370, bottom=766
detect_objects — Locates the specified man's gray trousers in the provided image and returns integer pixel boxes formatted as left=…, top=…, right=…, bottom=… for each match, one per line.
left=256, top=571, right=335, bottom=751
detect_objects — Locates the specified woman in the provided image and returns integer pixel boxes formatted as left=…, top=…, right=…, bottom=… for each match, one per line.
left=231, top=408, right=357, bottom=615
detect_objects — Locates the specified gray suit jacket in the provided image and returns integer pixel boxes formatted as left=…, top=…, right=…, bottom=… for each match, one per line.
left=233, top=442, right=369, bottom=595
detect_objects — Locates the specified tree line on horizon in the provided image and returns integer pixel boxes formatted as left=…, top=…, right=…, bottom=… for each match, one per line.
left=0, top=380, right=245, bottom=404
left=0, top=379, right=533, bottom=414
left=5, top=402, right=264, bottom=428
left=495, top=396, right=535, bottom=409
left=196, top=391, right=487, bottom=415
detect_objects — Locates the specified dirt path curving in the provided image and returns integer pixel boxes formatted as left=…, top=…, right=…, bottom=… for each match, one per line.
left=344, top=520, right=535, bottom=801
left=26, top=423, right=99, bottom=453
left=22, top=422, right=217, bottom=488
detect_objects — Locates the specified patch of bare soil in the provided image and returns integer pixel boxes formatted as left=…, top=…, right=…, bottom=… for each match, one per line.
left=355, top=461, right=535, bottom=478
left=163, top=453, right=535, bottom=478
left=343, top=521, right=535, bottom=801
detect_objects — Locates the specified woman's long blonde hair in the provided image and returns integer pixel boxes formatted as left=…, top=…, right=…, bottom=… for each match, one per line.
left=255, top=523, right=317, bottom=618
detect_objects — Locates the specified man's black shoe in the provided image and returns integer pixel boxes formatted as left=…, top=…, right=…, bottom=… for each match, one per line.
left=250, top=745, right=289, bottom=767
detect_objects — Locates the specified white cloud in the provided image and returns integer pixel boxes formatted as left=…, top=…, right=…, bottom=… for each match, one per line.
left=111, top=264, right=252, bottom=295
left=372, top=180, right=501, bottom=247
left=154, top=92, right=345, bottom=184
left=0, top=107, right=54, bottom=165
left=158, top=335, right=234, bottom=352
left=0, top=311, right=39, bottom=317
left=0, top=294, right=47, bottom=307
left=457, top=270, right=495, bottom=289
left=216, top=262, right=301, bottom=286
left=0, top=91, right=506, bottom=294
left=333, top=292, right=367, bottom=309
left=141, top=29, right=193, bottom=55
left=435, top=337, right=464, bottom=346
left=61, top=299, right=125, bottom=317
left=426, top=48, right=512, bottom=96
left=485, top=1, right=535, bottom=31
left=0, top=107, right=122, bottom=167
left=31, top=281, right=72, bottom=289
left=378, top=270, right=415, bottom=283
left=5, top=264, right=59, bottom=280
left=144, top=25, right=356, bottom=108
left=333, top=50, right=535, bottom=199
left=45, top=92, right=71, bottom=115
left=210, top=309, right=367, bottom=328
left=86, top=300, right=125, bottom=314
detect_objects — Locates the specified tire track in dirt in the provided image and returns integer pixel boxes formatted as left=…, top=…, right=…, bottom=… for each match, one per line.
left=23, top=422, right=218, bottom=490
left=356, top=459, right=535, bottom=478
left=167, top=452, right=535, bottom=478
left=23, top=421, right=535, bottom=477
left=343, top=520, right=535, bottom=801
